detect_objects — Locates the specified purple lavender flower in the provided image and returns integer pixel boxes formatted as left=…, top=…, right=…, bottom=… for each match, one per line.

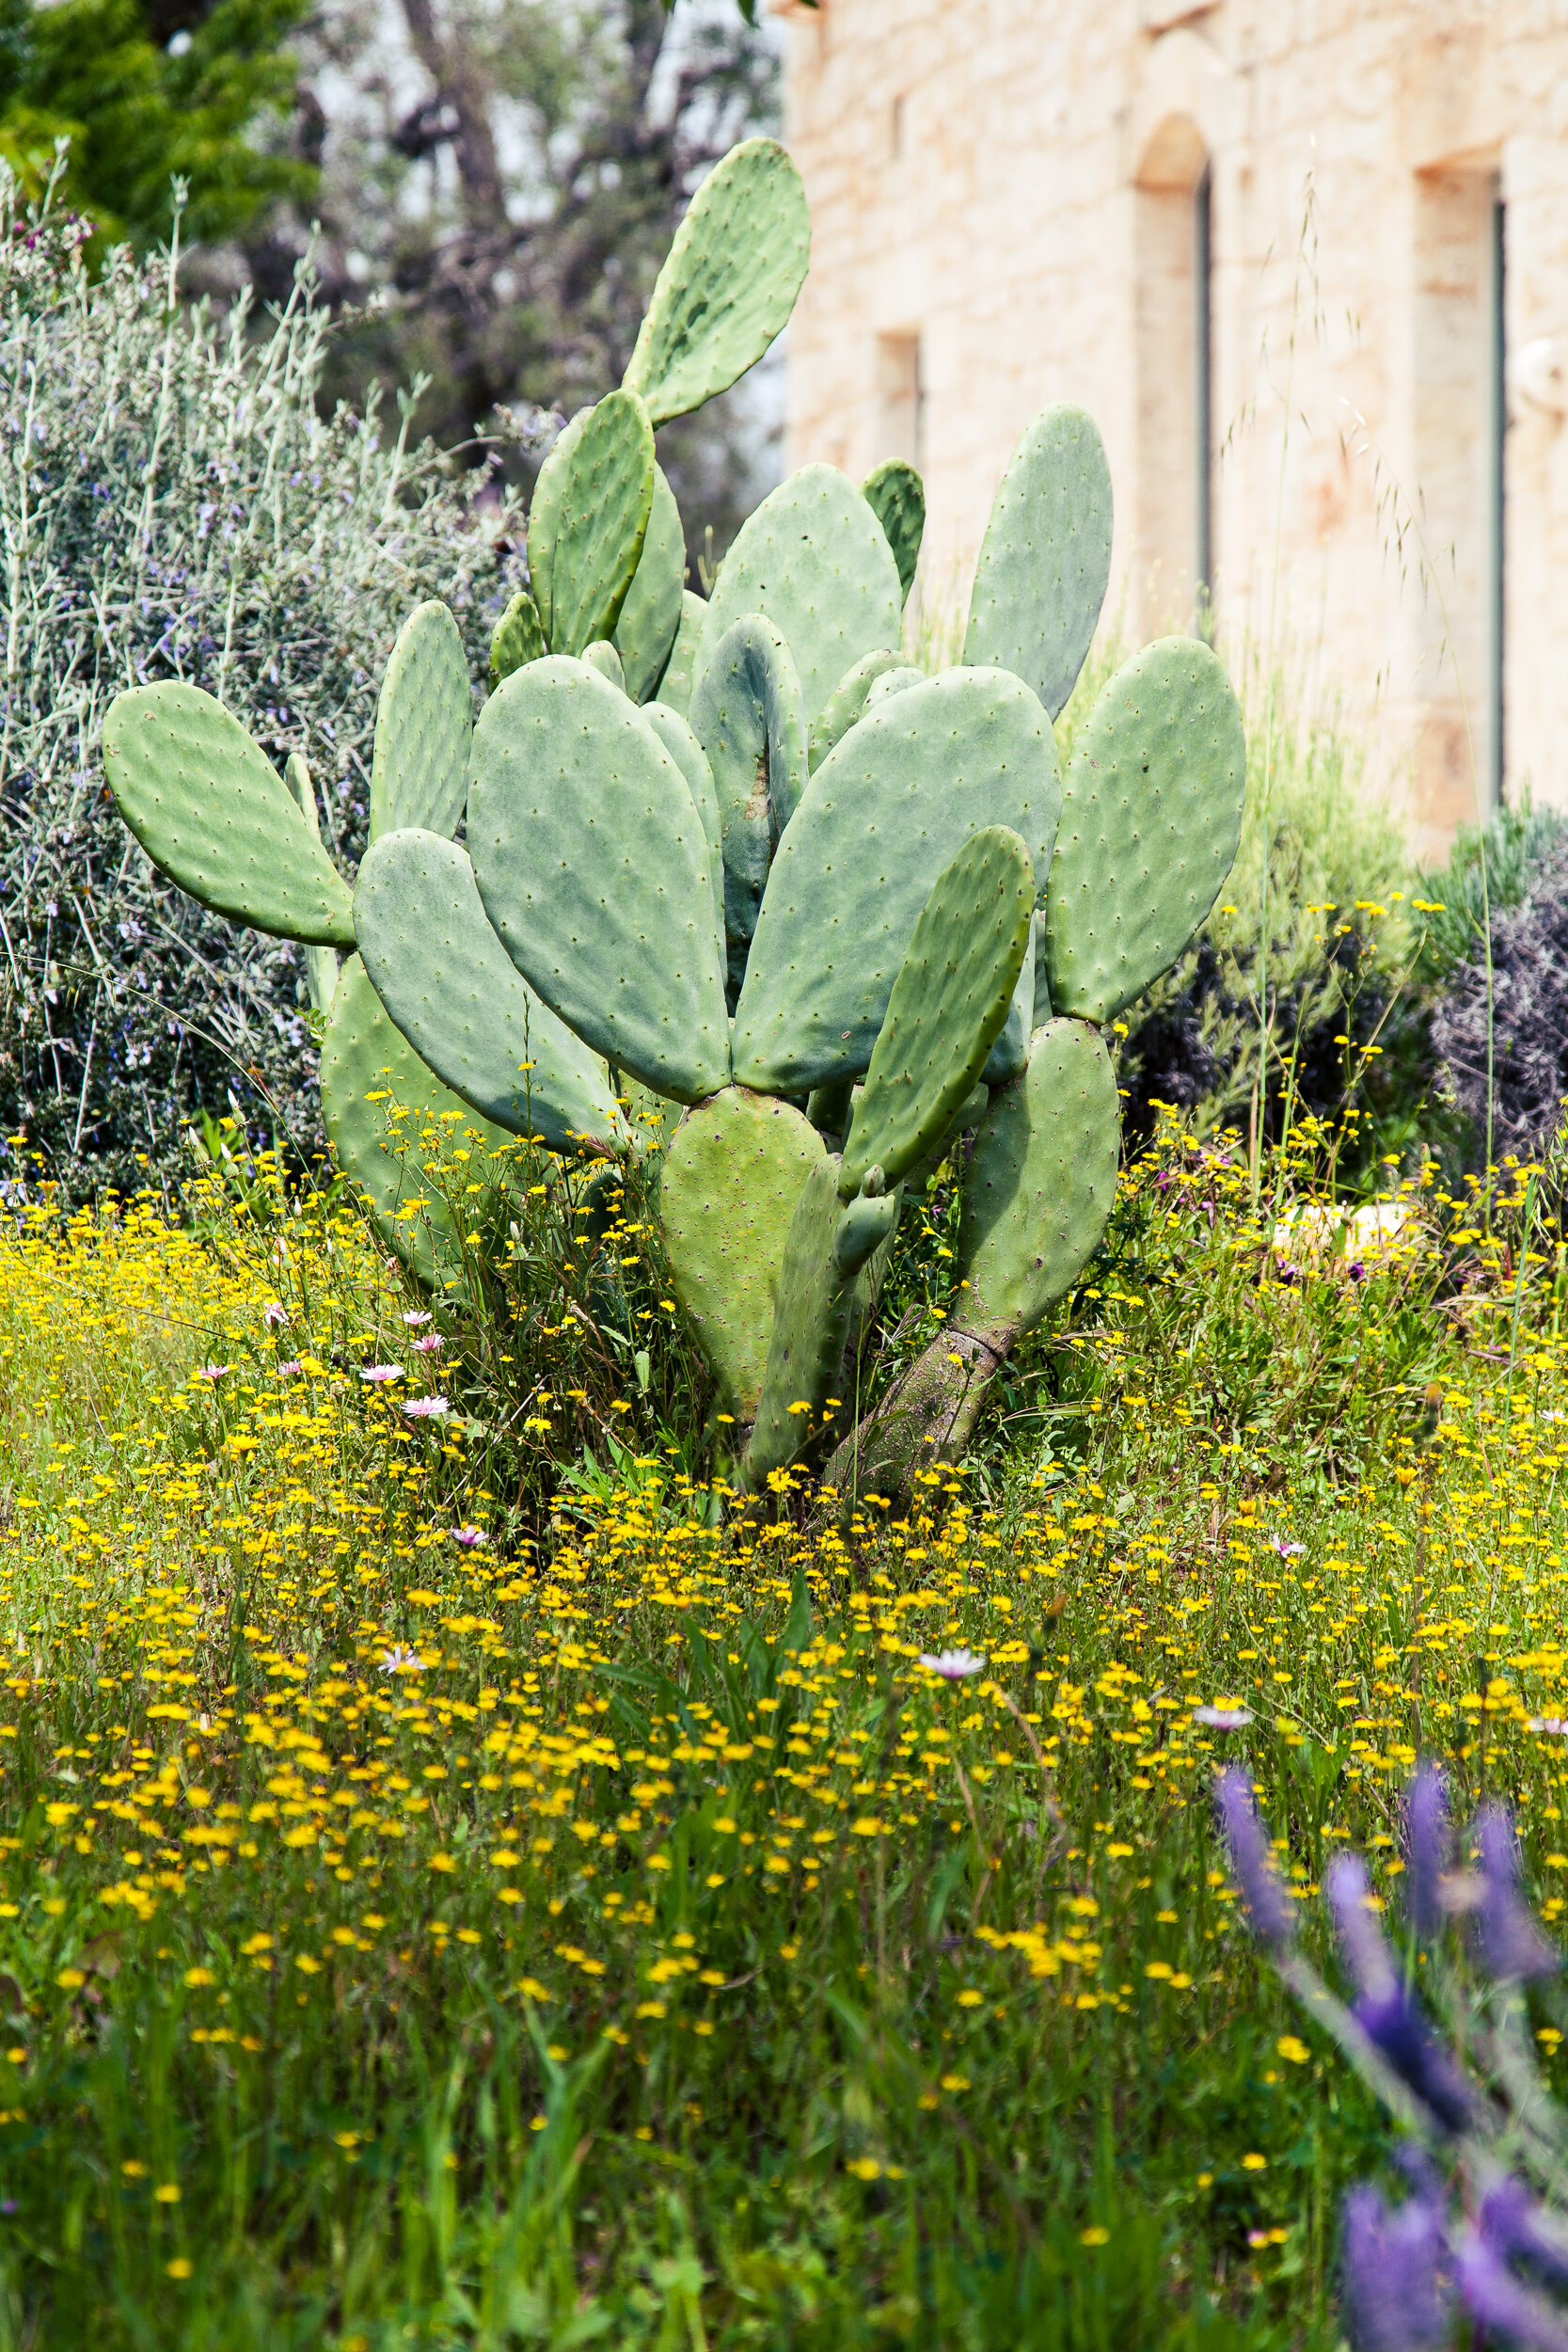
left=1404, top=1764, right=1450, bottom=1939
left=1327, top=1855, right=1471, bottom=2132
left=1213, top=1768, right=1296, bottom=1952
left=1479, top=2177, right=1568, bottom=2292
left=1476, top=1806, right=1559, bottom=1982
left=1340, top=2183, right=1451, bottom=2352
left=1456, top=2226, right=1568, bottom=2352
left=1347, top=1259, right=1368, bottom=1283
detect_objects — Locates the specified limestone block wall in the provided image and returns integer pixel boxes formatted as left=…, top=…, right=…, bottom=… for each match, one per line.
left=778, top=0, right=1568, bottom=855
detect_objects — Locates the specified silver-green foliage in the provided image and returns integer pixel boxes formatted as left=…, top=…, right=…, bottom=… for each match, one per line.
left=0, top=176, right=516, bottom=1196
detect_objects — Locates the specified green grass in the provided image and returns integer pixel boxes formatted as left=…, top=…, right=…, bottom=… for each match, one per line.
left=0, top=1136, right=1565, bottom=2345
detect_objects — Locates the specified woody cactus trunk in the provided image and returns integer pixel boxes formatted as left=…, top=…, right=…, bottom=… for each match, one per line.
left=103, top=135, right=1245, bottom=1511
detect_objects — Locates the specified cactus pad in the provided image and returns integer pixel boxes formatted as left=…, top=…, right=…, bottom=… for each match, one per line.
left=659, top=1088, right=826, bottom=1419
left=742, top=1161, right=900, bottom=1487
left=536, top=390, right=655, bottom=658
left=321, top=953, right=514, bottom=1293
left=613, top=466, right=687, bottom=701
left=524, top=408, right=585, bottom=647
left=370, top=600, right=472, bottom=844
left=1043, top=637, right=1245, bottom=1024
left=354, top=828, right=626, bottom=1155
left=490, top=589, right=546, bottom=688
left=104, top=682, right=356, bottom=947
left=640, top=703, right=724, bottom=945
left=981, top=918, right=1035, bottom=1087
left=864, top=665, right=923, bottom=711
left=694, top=466, right=902, bottom=728
left=958, top=1015, right=1121, bottom=1336
left=285, top=753, right=341, bottom=1015
left=841, top=826, right=1033, bottom=1197
left=963, top=406, right=1113, bottom=720
left=581, top=641, right=626, bottom=692
left=862, top=458, right=925, bottom=604
left=624, top=138, right=810, bottom=427
left=467, top=658, right=729, bottom=1103
left=689, top=615, right=807, bottom=981
left=651, top=588, right=707, bottom=717
left=808, top=647, right=905, bottom=773
left=731, top=666, right=1060, bottom=1094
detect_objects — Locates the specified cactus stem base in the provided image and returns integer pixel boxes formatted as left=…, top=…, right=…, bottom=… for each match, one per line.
left=815, top=1321, right=1014, bottom=1521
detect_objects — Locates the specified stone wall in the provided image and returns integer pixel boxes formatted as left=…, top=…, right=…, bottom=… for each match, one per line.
left=778, top=0, right=1568, bottom=855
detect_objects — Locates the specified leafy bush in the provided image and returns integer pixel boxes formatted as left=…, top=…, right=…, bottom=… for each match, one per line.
left=0, top=170, right=516, bottom=1201
left=1429, top=832, right=1568, bottom=1174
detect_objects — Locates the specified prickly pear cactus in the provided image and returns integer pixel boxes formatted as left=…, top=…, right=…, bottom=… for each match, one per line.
left=99, top=127, right=1247, bottom=1509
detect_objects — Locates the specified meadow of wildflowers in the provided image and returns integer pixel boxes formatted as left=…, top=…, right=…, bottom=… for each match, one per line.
left=0, top=1113, right=1565, bottom=2346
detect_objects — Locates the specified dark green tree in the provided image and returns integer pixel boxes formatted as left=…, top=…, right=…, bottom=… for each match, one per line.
left=0, top=0, right=313, bottom=249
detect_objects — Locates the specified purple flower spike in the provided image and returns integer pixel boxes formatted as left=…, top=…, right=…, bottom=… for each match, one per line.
left=1404, top=1764, right=1449, bottom=1939
left=1479, top=2177, right=1568, bottom=2293
left=1341, top=2184, right=1451, bottom=2352
left=1476, top=1806, right=1559, bottom=1982
left=1328, top=1855, right=1471, bottom=2132
left=1213, top=1768, right=1296, bottom=1952
left=1457, top=2226, right=1568, bottom=2352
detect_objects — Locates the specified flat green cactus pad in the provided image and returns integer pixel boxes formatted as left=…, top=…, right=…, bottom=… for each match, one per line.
left=862, top=459, right=925, bottom=604
left=958, top=1015, right=1121, bottom=1336
left=103, top=681, right=356, bottom=948
left=651, top=589, right=707, bottom=717
left=581, top=642, right=626, bottom=692
left=689, top=615, right=807, bottom=983
left=525, top=408, right=585, bottom=647
left=535, top=391, right=655, bottom=658
left=963, top=406, right=1113, bottom=721
left=354, top=828, right=626, bottom=1156
left=640, top=704, right=724, bottom=946
left=808, top=648, right=905, bottom=773
left=370, top=600, right=472, bottom=845
left=981, top=918, right=1035, bottom=1087
left=322, top=953, right=515, bottom=1293
left=467, top=658, right=730, bottom=1104
left=694, top=466, right=901, bottom=728
left=624, top=137, right=810, bottom=427
left=284, top=753, right=341, bottom=1016
left=1042, top=637, right=1245, bottom=1024
left=731, top=666, right=1061, bottom=1094
left=864, top=665, right=923, bottom=711
left=841, top=826, right=1033, bottom=1198
left=659, top=1088, right=826, bottom=1420
left=490, top=589, right=546, bottom=688
left=614, top=466, right=686, bottom=702
left=741, top=1157, right=902, bottom=1488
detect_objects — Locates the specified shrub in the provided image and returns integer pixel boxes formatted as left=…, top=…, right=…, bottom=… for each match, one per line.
left=1429, top=833, right=1568, bottom=1175
left=0, top=170, right=517, bottom=1201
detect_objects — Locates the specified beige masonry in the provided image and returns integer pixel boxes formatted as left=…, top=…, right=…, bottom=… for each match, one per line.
left=777, top=0, right=1568, bottom=857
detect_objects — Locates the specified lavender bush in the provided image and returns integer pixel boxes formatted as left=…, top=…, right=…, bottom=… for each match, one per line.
left=0, top=163, right=520, bottom=1200
left=1219, top=1764, right=1568, bottom=2351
